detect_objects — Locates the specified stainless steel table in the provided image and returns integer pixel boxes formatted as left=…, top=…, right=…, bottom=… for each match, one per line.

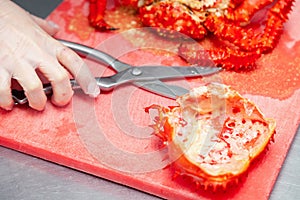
left=1, top=1, right=299, bottom=199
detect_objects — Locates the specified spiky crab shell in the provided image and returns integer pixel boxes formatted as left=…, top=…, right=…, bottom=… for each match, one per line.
left=147, top=83, right=276, bottom=189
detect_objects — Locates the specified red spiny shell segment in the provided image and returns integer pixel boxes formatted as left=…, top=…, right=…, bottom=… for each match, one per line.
left=147, top=83, right=276, bottom=189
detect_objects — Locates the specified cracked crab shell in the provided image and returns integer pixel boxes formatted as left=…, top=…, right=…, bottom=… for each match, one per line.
left=149, top=83, right=276, bottom=189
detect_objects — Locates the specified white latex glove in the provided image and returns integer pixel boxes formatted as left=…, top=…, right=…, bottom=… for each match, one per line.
left=0, top=0, right=100, bottom=111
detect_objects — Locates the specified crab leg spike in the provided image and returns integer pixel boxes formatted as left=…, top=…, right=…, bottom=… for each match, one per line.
left=205, top=181, right=211, bottom=190
left=88, top=0, right=116, bottom=31
left=235, top=177, right=239, bottom=185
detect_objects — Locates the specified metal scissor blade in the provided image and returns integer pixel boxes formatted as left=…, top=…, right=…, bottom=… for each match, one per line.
left=95, top=66, right=220, bottom=90
left=122, top=66, right=221, bottom=80
left=133, top=80, right=189, bottom=100
left=164, top=66, right=222, bottom=77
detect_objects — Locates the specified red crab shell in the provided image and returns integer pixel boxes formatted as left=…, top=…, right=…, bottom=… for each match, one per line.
left=146, top=83, right=276, bottom=190
left=88, top=0, right=295, bottom=70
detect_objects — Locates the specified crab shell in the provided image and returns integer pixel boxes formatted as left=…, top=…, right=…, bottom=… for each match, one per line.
left=147, top=83, right=276, bottom=189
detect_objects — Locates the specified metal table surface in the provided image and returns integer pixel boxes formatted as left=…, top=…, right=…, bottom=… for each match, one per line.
left=1, top=1, right=299, bottom=199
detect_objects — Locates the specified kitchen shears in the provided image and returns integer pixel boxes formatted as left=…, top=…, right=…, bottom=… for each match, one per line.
left=12, top=40, right=221, bottom=105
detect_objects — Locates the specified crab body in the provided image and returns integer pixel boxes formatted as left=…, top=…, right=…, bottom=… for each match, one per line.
left=146, top=83, right=276, bottom=190
left=88, top=0, right=295, bottom=70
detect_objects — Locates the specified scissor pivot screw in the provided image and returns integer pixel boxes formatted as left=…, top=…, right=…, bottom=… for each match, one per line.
left=131, top=68, right=143, bottom=76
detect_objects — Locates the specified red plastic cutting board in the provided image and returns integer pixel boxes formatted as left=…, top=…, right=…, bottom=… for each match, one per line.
left=1, top=0, right=300, bottom=199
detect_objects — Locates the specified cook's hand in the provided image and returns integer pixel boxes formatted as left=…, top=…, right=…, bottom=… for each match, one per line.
left=0, top=0, right=100, bottom=111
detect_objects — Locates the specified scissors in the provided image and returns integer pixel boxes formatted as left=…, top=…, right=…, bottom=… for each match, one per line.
left=12, top=40, right=221, bottom=105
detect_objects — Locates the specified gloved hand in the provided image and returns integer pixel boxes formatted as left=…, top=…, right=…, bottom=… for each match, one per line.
left=0, top=0, right=100, bottom=111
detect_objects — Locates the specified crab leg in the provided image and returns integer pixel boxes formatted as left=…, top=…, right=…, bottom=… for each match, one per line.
left=257, top=0, right=295, bottom=52
left=180, top=0, right=295, bottom=71
left=206, top=0, right=295, bottom=52
left=88, top=0, right=115, bottom=30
